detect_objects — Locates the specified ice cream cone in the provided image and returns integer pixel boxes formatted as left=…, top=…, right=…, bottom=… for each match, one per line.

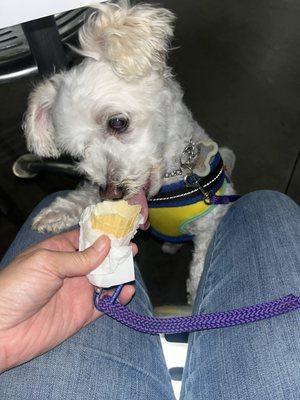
left=90, top=200, right=141, bottom=238
left=79, top=200, right=142, bottom=288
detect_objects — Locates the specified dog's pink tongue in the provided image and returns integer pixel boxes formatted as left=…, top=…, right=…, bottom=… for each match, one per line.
left=128, top=189, right=149, bottom=230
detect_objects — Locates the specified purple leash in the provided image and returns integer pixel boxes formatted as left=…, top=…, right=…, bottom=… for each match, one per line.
left=209, top=194, right=241, bottom=205
left=94, top=290, right=300, bottom=335
left=93, top=193, right=299, bottom=334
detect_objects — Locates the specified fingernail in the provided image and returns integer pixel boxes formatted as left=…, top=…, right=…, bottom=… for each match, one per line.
left=93, top=236, right=109, bottom=253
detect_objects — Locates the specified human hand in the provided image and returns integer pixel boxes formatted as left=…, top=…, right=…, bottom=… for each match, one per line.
left=0, top=230, right=136, bottom=372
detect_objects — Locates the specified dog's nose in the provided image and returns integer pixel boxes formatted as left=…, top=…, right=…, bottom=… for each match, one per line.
left=99, top=184, right=126, bottom=200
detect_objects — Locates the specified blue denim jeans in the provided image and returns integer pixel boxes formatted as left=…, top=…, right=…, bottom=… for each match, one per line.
left=0, top=191, right=299, bottom=399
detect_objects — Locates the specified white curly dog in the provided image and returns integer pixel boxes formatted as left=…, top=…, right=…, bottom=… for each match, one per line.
left=24, top=1, right=236, bottom=302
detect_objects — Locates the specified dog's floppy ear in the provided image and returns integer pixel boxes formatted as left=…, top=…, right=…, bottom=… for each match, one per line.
left=23, top=75, right=62, bottom=158
left=78, top=0, right=176, bottom=79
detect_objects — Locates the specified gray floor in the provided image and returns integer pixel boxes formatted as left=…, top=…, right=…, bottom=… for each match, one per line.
left=0, top=0, right=299, bottom=305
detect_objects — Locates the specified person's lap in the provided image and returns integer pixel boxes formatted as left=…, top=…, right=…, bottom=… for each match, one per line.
left=0, top=190, right=299, bottom=400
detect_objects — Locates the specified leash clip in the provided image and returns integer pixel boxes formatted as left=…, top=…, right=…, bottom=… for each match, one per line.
left=184, top=173, right=211, bottom=204
left=94, top=284, right=124, bottom=310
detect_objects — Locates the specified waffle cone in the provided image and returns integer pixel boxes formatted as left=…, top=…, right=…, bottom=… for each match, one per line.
left=90, top=200, right=141, bottom=239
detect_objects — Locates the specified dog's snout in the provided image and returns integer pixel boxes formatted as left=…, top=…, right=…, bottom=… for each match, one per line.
left=99, top=184, right=126, bottom=200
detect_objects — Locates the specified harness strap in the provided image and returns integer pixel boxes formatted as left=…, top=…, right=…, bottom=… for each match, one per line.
left=94, top=291, right=300, bottom=335
left=149, top=153, right=224, bottom=206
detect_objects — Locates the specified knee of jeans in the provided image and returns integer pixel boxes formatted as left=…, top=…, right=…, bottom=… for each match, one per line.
left=230, top=190, right=296, bottom=222
left=239, top=190, right=291, bottom=207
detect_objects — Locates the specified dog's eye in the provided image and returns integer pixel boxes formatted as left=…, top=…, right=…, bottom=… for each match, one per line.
left=108, top=116, right=129, bottom=133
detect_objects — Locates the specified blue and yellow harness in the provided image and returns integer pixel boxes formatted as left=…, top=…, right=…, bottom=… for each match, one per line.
left=148, top=153, right=228, bottom=243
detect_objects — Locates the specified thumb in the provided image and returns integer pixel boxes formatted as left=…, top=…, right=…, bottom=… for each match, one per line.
left=50, top=236, right=111, bottom=278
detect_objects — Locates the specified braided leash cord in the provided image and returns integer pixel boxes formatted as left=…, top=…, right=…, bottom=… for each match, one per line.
left=209, top=194, right=241, bottom=204
left=94, top=293, right=300, bottom=335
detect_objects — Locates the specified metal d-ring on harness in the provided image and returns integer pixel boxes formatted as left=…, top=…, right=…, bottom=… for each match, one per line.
left=179, top=139, right=240, bottom=205
left=184, top=171, right=240, bottom=205
left=164, top=139, right=214, bottom=203
left=92, top=140, right=300, bottom=334
left=180, top=141, right=212, bottom=203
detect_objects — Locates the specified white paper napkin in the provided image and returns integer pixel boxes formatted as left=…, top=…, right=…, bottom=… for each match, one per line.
left=79, top=203, right=142, bottom=288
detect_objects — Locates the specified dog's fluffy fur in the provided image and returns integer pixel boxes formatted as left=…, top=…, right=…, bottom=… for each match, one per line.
left=23, top=1, right=235, bottom=302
